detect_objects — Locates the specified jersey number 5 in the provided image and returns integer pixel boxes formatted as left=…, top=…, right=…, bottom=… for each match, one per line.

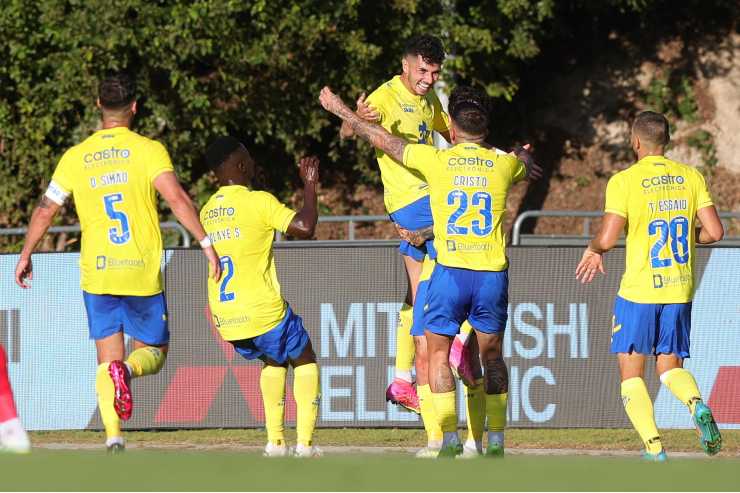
left=103, top=193, right=130, bottom=245
left=648, top=216, right=690, bottom=268
left=447, top=190, right=493, bottom=236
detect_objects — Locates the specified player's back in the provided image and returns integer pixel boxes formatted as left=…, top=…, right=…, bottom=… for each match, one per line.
left=605, top=155, right=714, bottom=303
left=200, top=185, right=296, bottom=341
left=366, top=76, right=449, bottom=213
left=403, top=142, right=525, bottom=271
left=49, top=127, right=173, bottom=295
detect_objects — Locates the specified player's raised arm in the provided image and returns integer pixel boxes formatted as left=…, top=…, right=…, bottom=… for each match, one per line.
left=339, top=92, right=380, bottom=139
left=153, top=171, right=221, bottom=281
left=320, top=87, right=408, bottom=163
left=286, top=156, right=320, bottom=239
left=513, top=144, right=543, bottom=180
left=14, top=195, right=62, bottom=288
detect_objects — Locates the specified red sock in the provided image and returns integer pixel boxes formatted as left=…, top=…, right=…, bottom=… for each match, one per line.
left=0, top=345, right=19, bottom=423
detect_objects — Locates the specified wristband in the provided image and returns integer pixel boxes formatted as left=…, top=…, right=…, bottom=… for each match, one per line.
left=199, top=235, right=212, bottom=248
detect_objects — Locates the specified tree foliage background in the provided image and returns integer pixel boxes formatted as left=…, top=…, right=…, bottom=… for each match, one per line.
left=0, top=0, right=736, bottom=247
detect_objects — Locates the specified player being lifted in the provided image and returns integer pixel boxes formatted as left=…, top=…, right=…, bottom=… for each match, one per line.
left=340, top=35, right=483, bottom=457
left=14, top=73, right=220, bottom=453
left=576, top=111, right=724, bottom=460
left=201, top=137, right=321, bottom=458
left=321, top=84, right=533, bottom=458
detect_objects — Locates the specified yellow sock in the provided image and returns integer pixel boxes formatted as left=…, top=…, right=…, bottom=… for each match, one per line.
left=466, top=380, right=486, bottom=442
left=660, top=368, right=702, bottom=414
left=621, top=377, right=663, bottom=454
left=418, top=384, right=443, bottom=443
left=260, top=366, right=287, bottom=445
left=293, top=363, right=320, bottom=447
left=126, top=347, right=166, bottom=378
left=95, top=363, right=121, bottom=440
left=395, top=303, right=415, bottom=378
left=486, top=392, right=507, bottom=432
left=431, top=391, right=457, bottom=433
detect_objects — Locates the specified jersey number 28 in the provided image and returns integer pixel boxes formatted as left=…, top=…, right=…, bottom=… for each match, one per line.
left=648, top=216, right=689, bottom=268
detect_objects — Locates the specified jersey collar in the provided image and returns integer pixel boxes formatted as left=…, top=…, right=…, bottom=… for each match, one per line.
left=390, top=75, right=425, bottom=104
left=97, top=126, right=131, bottom=135
left=637, top=155, right=668, bottom=166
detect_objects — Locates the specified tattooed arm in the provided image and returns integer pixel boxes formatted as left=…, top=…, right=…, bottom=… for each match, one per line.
left=15, top=195, right=62, bottom=288
left=320, top=87, right=408, bottom=163
left=395, top=223, right=434, bottom=247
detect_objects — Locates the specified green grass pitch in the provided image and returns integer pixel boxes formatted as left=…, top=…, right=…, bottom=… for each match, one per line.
left=1, top=450, right=739, bottom=491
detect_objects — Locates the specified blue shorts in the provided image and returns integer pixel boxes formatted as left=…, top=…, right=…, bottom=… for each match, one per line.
left=610, top=296, right=691, bottom=357
left=389, top=195, right=437, bottom=261
left=423, top=264, right=508, bottom=336
left=411, top=278, right=429, bottom=337
left=83, top=291, right=169, bottom=346
left=231, top=306, right=310, bottom=365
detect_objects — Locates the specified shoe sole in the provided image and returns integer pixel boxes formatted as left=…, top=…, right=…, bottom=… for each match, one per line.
left=694, top=405, right=722, bottom=455
left=385, top=394, right=420, bottom=414
left=108, top=361, right=133, bottom=421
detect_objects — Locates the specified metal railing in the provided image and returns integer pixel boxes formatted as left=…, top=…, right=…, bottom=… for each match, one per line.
left=511, top=210, right=740, bottom=246
left=0, top=221, right=191, bottom=248
left=275, top=215, right=390, bottom=241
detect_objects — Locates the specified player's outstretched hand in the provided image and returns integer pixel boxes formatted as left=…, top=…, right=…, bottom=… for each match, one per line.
left=513, top=144, right=543, bottom=180
left=575, top=248, right=605, bottom=284
left=319, top=87, right=348, bottom=116
left=299, top=156, right=320, bottom=186
left=15, top=256, right=33, bottom=288
left=356, top=93, right=380, bottom=122
left=204, top=245, right=222, bottom=282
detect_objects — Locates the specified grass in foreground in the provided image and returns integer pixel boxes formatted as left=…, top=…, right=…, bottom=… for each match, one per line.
left=1, top=450, right=739, bottom=491
left=30, top=428, right=740, bottom=453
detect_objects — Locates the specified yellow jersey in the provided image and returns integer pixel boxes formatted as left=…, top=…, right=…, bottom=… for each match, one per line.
left=365, top=75, right=450, bottom=213
left=402, top=142, right=526, bottom=271
left=47, top=127, right=174, bottom=295
left=200, top=185, right=296, bottom=341
left=604, top=155, right=714, bottom=303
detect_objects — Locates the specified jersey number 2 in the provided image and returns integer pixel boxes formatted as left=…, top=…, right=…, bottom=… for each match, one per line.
left=103, top=193, right=130, bottom=245
left=219, top=256, right=235, bottom=302
left=447, top=190, right=493, bottom=236
left=648, top=216, right=689, bottom=268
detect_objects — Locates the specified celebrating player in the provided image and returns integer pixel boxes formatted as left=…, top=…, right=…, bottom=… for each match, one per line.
left=14, top=73, right=221, bottom=453
left=201, top=137, right=321, bottom=458
left=340, top=34, right=461, bottom=456
left=0, top=344, right=30, bottom=453
left=576, top=111, right=724, bottom=460
left=321, top=84, right=532, bottom=458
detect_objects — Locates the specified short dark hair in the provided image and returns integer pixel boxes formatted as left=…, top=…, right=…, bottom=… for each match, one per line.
left=633, top=111, right=670, bottom=147
left=403, top=35, right=445, bottom=66
left=205, top=136, right=243, bottom=171
left=449, top=86, right=490, bottom=137
left=98, top=73, right=137, bottom=109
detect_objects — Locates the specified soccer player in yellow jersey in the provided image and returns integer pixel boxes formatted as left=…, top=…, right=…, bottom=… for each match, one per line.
left=340, top=35, right=458, bottom=454
left=14, top=73, right=221, bottom=453
left=201, top=137, right=321, bottom=458
left=321, top=84, right=533, bottom=458
left=576, top=111, right=724, bottom=460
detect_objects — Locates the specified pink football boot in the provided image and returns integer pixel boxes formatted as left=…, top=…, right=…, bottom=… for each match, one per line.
left=108, top=360, right=133, bottom=421
left=385, top=378, right=420, bottom=414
